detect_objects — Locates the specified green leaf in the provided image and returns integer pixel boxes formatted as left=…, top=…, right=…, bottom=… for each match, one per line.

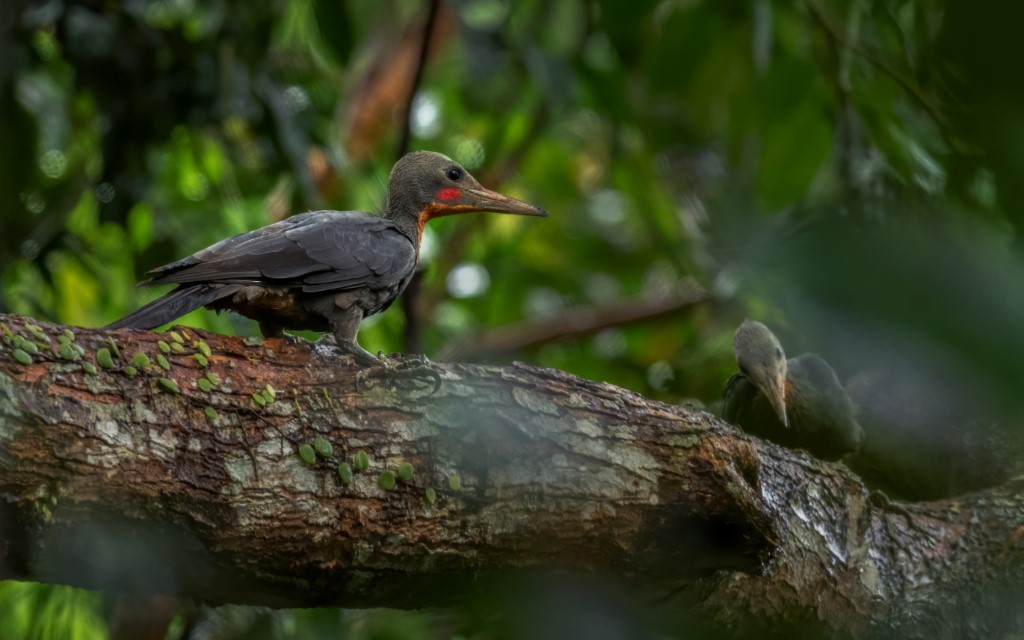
left=58, top=343, right=79, bottom=361
left=298, top=444, right=317, bottom=465
left=313, top=437, right=333, bottom=458
left=132, top=353, right=150, bottom=368
left=158, top=340, right=170, bottom=354
left=353, top=450, right=369, bottom=472
left=377, top=470, right=396, bottom=491
left=204, top=406, right=218, bottom=420
left=448, top=474, right=462, bottom=492
left=157, top=377, right=179, bottom=394
left=12, top=348, right=32, bottom=365
left=397, top=462, right=414, bottom=482
left=198, top=378, right=214, bottom=392
left=337, top=463, right=353, bottom=485
left=156, top=354, right=170, bottom=371
left=96, top=348, right=114, bottom=369
left=424, top=487, right=437, bottom=506
left=15, top=337, right=38, bottom=355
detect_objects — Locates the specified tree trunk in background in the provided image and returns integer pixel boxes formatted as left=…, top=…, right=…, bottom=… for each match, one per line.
left=0, top=314, right=1021, bottom=638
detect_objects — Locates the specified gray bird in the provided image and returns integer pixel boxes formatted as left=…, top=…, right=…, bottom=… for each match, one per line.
left=722, top=320, right=862, bottom=460
left=105, top=151, right=547, bottom=364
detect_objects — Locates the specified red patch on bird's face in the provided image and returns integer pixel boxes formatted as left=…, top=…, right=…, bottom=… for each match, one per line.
left=436, top=188, right=462, bottom=201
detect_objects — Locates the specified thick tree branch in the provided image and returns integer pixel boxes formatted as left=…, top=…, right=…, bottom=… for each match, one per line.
left=0, top=314, right=1021, bottom=637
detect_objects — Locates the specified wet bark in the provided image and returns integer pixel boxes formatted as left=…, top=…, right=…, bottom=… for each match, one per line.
left=0, top=313, right=1020, bottom=638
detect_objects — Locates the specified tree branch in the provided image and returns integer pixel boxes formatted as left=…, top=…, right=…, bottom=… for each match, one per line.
left=0, top=314, right=1021, bottom=637
left=399, top=0, right=444, bottom=355
left=436, top=282, right=710, bottom=361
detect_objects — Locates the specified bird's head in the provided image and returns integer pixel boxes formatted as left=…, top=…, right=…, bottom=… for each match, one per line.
left=385, top=151, right=547, bottom=235
left=733, top=319, right=789, bottom=427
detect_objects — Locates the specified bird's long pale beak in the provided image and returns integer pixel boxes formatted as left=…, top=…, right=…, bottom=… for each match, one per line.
left=766, top=377, right=789, bottom=428
left=464, top=187, right=549, bottom=217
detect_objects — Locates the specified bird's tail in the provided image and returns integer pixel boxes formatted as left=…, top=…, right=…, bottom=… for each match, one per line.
left=104, top=285, right=238, bottom=330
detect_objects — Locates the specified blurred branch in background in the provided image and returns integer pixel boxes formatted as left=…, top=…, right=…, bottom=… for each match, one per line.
left=395, top=0, right=442, bottom=160
left=341, top=1, right=456, bottom=164
left=438, top=278, right=709, bottom=361
left=399, top=0, right=443, bottom=355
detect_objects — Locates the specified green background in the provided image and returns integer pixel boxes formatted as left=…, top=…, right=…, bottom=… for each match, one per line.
left=1, top=0, right=1022, bottom=636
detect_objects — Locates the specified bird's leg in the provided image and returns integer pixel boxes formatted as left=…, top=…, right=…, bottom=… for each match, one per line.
left=322, top=302, right=440, bottom=392
left=258, top=321, right=311, bottom=346
left=329, top=307, right=379, bottom=367
left=258, top=321, right=285, bottom=339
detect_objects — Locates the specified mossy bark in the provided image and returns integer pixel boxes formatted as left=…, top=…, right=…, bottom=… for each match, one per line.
left=0, top=314, right=1021, bottom=638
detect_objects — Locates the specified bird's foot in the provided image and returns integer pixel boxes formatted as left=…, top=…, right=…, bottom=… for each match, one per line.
left=266, top=332, right=314, bottom=347
left=335, top=339, right=382, bottom=367
left=380, top=352, right=431, bottom=367
left=315, top=333, right=338, bottom=346
left=355, top=352, right=441, bottom=395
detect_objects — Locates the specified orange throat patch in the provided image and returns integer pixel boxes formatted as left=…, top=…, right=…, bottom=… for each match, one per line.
left=416, top=203, right=478, bottom=250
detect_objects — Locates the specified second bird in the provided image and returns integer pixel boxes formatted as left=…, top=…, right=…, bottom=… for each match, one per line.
left=722, top=320, right=862, bottom=461
left=106, top=151, right=548, bottom=364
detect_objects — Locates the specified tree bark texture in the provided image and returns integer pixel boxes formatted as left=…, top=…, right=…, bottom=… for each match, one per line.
left=0, top=313, right=1021, bottom=638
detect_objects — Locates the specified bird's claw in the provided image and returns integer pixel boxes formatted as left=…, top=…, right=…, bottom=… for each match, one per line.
left=274, top=333, right=314, bottom=347
left=355, top=353, right=442, bottom=395
left=316, top=333, right=338, bottom=347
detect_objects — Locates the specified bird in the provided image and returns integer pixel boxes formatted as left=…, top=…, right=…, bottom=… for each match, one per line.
left=722, top=320, right=862, bottom=461
left=105, top=151, right=548, bottom=364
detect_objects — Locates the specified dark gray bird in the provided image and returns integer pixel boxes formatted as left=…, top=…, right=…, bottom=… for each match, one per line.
left=722, top=320, right=862, bottom=460
left=105, top=151, right=547, bottom=363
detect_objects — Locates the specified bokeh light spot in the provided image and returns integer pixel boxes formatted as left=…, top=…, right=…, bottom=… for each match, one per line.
left=447, top=263, right=491, bottom=298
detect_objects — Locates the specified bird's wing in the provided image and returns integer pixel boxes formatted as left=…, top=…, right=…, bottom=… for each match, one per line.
left=145, top=211, right=417, bottom=293
left=721, top=372, right=752, bottom=423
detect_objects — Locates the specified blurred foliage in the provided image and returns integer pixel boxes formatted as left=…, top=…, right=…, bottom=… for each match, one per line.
left=2, top=0, right=1024, bottom=636
left=0, top=582, right=105, bottom=639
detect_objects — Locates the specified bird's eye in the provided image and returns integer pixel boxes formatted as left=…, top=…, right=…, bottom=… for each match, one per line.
left=774, top=346, right=784, bottom=360
left=446, top=166, right=464, bottom=181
